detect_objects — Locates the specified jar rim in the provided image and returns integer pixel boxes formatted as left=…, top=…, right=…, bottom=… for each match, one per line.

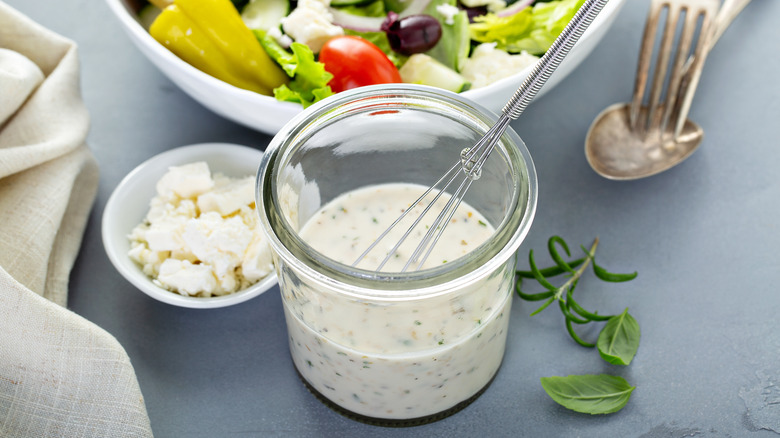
left=256, top=84, right=537, bottom=299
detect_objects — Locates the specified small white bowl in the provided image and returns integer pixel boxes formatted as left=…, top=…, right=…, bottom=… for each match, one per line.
left=105, top=0, right=626, bottom=135
left=102, top=143, right=277, bottom=309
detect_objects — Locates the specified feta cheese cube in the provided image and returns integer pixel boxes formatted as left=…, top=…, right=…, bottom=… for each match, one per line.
left=281, top=0, right=344, bottom=53
left=128, top=161, right=274, bottom=297
left=435, top=4, right=460, bottom=25
left=197, top=176, right=255, bottom=216
left=156, top=162, right=214, bottom=198
left=182, top=212, right=253, bottom=278
left=460, top=43, right=539, bottom=89
left=157, top=259, right=217, bottom=296
left=242, top=233, right=275, bottom=282
left=144, top=219, right=186, bottom=252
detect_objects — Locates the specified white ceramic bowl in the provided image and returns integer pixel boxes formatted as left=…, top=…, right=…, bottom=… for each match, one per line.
left=105, top=0, right=626, bottom=135
left=102, top=143, right=277, bottom=309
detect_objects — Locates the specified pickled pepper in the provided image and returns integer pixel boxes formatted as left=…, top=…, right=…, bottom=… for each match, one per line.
left=149, top=0, right=288, bottom=95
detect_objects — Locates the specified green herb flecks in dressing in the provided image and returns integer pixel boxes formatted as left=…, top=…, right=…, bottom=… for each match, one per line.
left=281, top=183, right=513, bottom=420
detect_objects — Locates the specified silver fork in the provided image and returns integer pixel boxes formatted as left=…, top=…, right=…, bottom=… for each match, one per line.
left=629, top=0, right=720, bottom=138
left=585, top=0, right=750, bottom=180
left=672, top=0, right=752, bottom=138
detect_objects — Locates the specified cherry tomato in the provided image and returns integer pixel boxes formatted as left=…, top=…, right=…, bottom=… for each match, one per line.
left=319, top=36, right=402, bottom=93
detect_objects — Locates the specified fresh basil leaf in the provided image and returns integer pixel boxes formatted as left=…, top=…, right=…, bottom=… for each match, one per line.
left=540, top=374, right=634, bottom=414
left=593, top=260, right=638, bottom=282
left=597, top=308, right=640, bottom=365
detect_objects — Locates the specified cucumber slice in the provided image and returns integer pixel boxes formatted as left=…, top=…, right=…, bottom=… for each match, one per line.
left=399, top=53, right=471, bottom=93
left=241, top=0, right=289, bottom=31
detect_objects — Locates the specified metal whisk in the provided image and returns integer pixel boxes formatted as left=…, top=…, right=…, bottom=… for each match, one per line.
left=355, top=0, right=610, bottom=272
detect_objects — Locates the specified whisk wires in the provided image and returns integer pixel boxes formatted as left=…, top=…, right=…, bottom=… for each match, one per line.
left=354, top=0, right=609, bottom=272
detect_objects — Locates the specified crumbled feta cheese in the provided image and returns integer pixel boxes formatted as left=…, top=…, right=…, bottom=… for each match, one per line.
left=435, top=4, right=460, bottom=25
left=156, top=162, right=214, bottom=198
left=181, top=212, right=253, bottom=280
left=281, top=0, right=344, bottom=53
left=156, top=259, right=217, bottom=297
left=242, top=233, right=275, bottom=282
left=146, top=197, right=197, bottom=225
left=144, top=218, right=186, bottom=252
left=128, top=242, right=167, bottom=277
left=267, top=26, right=293, bottom=49
left=460, top=43, right=539, bottom=89
left=197, top=176, right=254, bottom=216
left=129, top=162, right=274, bottom=298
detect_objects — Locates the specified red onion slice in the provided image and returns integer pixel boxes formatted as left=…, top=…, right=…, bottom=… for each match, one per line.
left=329, top=0, right=432, bottom=32
left=496, top=0, right=534, bottom=18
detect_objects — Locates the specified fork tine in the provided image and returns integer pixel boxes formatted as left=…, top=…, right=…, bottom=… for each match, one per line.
left=659, top=0, right=719, bottom=138
left=630, top=0, right=720, bottom=138
left=629, top=0, right=665, bottom=132
left=643, top=2, right=680, bottom=135
left=671, top=0, right=721, bottom=139
left=655, top=4, right=703, bottom=135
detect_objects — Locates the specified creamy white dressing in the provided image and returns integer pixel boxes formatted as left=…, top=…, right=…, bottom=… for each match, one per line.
left=299, top=183, right=495, bottom=272
left=280, top=183, right=515, bottom=420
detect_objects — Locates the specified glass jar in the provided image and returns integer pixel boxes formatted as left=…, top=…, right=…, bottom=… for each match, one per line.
left=256, top=84, right=537, bottom=426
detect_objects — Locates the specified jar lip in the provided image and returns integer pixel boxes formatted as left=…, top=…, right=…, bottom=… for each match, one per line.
left=256, top=84, right=537, bottom=298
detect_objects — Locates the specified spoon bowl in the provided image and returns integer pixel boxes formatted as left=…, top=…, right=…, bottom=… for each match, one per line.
left=585, top=0, right=749, bottom=180
left=585, top=103, right=703, bottom=180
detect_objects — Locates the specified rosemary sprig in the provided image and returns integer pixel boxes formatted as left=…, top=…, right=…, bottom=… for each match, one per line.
left=517, top=236, right=641, bottom=415
left=516, top=236, right=637, bottom=349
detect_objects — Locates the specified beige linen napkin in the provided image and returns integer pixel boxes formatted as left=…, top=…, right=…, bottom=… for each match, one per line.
left=0, top=2, right=153, bottom=436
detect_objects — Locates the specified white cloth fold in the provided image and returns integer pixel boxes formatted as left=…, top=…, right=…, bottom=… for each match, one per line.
left=0, top=2, right=153, bottom=436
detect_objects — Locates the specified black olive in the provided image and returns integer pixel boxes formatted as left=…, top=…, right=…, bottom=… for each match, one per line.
left=381, top=12, right=443, bottom=56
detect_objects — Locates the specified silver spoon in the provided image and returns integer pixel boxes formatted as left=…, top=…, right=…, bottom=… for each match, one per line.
left=585, top=0, right=750, bottom=180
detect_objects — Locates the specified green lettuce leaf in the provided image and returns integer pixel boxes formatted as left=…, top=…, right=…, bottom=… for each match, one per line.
left=470, top=0, right=586, bottom=55
left=423, top=0, right=470, bottom=72
left=254, top=30, right=334, bottom=108
left=343, top=29, right=408, bottom=68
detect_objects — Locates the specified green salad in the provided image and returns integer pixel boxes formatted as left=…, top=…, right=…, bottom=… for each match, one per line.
left=141, top=0, right=588, bottom=108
